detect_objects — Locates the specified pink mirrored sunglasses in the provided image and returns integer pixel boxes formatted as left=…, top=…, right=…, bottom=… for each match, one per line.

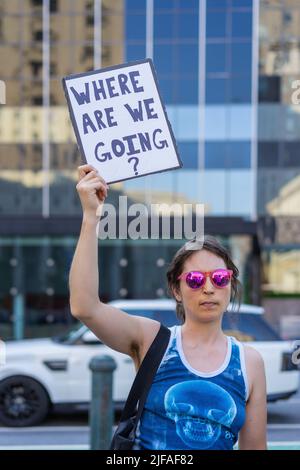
left=177, top=269, right=233, bottom=289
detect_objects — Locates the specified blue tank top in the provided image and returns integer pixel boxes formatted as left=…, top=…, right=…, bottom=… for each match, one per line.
left=134, top=325, right=249, bottom=450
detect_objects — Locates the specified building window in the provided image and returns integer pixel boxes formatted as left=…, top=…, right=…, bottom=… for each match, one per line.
left=205, top=141, right=251, bottom=169
left=231, top=42, right=252, bottom=76
left=177, top=142, right=198, bottom=169
left=33, top=30, right=43, bottom=41
left=206, top=44, right=227, bottom=74
left=258, top=142, right=280, bottom=168
left=231, top=11, right=252, bottom=39
left=30, top=61, right=42, bottom=77
left=206, top=10, right=227, bottom=38
left=259, top=76, right=280, bottom=103
left=32, top=96, right=43, bottom=105
left=31, top=0, right=58, bottom=12
left=206, top=78, right=229, bottom=104
left=230, top=76, right=252, bottom=103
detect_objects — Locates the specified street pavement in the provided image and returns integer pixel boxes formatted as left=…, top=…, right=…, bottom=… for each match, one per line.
left=0, top=385, right=300, bottom=450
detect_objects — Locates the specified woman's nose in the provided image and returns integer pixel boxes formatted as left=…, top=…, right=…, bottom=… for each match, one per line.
left=203, top=275, right=215, bottom=292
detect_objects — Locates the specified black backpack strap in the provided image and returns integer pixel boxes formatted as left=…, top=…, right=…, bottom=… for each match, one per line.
left=119, top=323, right=171, bottom=423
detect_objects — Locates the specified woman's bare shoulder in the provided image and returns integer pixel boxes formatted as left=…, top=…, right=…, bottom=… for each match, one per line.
left=243, top=344, right=265, bottom=367
left=243, top=344, right=266, bottom=397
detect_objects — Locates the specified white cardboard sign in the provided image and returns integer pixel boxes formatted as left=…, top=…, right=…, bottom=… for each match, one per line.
left=63, top=59, right=182, bottom=184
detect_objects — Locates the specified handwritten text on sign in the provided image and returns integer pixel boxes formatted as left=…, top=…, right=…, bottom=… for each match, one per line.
left=63, top=60, right=182, bottom=184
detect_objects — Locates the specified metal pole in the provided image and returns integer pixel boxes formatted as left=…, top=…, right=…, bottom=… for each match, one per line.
left=250, top=0, right=259, bottom=222
left=145, top=0, right=154, bottom=207
left=42, top=0, right=50, bottom=218
left=89, top=355, right=117, bottom=450
left=146, top=0, right=153, bottom=60
left=94, top=0, right=102, bottom=69
left=13, top=293, right=25, bottom=341
left=198, top=0, right=206, bottom=206
left=12, top=240, right=24, bottom=340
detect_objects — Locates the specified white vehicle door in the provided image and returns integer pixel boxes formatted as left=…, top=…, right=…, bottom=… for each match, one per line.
left=67, top=330, right=136, bottom=404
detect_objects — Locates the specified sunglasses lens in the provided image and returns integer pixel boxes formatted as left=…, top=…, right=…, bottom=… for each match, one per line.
left=185, top=272, right=205, bottom=289
left=211, top=270, right=231, bottom=287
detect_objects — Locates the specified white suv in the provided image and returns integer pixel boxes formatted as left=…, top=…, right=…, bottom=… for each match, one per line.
left=0, top=300, right=298, bottom=426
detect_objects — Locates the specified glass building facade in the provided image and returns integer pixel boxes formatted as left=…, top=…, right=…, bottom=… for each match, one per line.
left=0, top=0, right=299, bottom=340
left=124, top=0, right=256, bottom=217
left=258, top=0, right=300, bottom=336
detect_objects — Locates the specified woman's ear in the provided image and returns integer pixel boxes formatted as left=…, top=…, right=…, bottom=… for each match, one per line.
left=172, top=285, right=182, bottom=303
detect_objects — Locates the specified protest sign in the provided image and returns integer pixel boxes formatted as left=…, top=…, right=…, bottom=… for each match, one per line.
left=62, top=59, right=182, bottom=184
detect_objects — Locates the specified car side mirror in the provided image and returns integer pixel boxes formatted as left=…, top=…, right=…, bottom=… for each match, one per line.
left=82, top=330, right=101, bottom=345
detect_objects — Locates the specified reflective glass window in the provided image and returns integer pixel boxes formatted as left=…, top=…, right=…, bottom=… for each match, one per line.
left=231, top=42, right=252, bottom=75
left=126, top=44, right=146, bottom=62
left=207, top=0, right=229, bottom=9
left=258, top=142, right=280, bottom=168
left=157, top=77, right=174, bottom=104
left=176, top=106, right=199, bottom=140
left=259, top=76, right=280, bottom=103
left=232, top=0, right=252, bottom=7
left=282, top=142, right=300, bottom=167
left=154, top=44, right=174, bottom=75
left=154, top=12, right=173, bottom=39
left=126, top=0, right=146, bottom=13
left=175, top=78, right=198, bottom=104
left=126, top=13, right=146, bottom=40
left=230, top=76, right=252, bottom=103
left=227, top=170, right=252, bottom=216
left=177, top=12, right=198, bottom=39
left=206, top=11, right=227, bottom=38
left=206, top=44, right=227, bottom=73
left=203, top=170, right=227, bottom=214
left=177, top=142, right=198, bottom=169
left=176, top=44, right=198, bottom=75
left=231, top=11, right=252, bottom=38
left=206, top=78, right=229, bottom=104
left=205, top=141, right=251, bottom=169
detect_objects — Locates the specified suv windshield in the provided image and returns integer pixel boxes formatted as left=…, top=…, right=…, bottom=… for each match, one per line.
left=52, top=308, right=281, bottom=344
left=222, top=312, right=281, bottom=342
left=124, top=309, right=181, bottom=327
left=123, top=308, right=281, bottom=342
left=52, top=323, right=86, bottom=344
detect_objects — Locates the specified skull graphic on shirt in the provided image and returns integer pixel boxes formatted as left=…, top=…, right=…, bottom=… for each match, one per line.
left=164, top=380, right=237, bottom=449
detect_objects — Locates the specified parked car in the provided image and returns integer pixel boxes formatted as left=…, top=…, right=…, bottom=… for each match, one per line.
left=0, top=300, right=299, bottom=426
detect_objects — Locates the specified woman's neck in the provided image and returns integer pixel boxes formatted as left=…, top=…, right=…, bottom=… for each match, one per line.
left=181, top=319, right=226, bottom=348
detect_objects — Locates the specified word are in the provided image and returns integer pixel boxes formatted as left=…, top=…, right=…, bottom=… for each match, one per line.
left=82, top=98, right=158, bottom=135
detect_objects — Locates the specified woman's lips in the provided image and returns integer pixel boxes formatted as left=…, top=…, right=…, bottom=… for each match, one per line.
left=200, top=302, right=218, bottom=307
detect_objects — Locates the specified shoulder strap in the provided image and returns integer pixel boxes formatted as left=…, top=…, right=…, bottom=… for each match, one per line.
left=119, top=323, right=171, bottom=423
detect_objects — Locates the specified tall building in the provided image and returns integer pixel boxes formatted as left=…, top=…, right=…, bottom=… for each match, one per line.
left=0, top=0, right=299, bottom=340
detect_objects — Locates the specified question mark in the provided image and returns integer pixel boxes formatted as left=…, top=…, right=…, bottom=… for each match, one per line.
left=128, top=157, right=139, bottom=175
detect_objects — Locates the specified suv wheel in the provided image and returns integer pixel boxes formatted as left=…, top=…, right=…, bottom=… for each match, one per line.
left=0, top=376, right=50, bottom=426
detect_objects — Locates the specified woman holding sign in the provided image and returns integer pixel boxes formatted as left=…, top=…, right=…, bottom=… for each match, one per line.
left=69, top=164, right=267, bottom=450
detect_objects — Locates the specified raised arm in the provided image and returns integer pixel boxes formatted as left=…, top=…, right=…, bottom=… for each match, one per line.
left=69, top=164, right=159, bottom=362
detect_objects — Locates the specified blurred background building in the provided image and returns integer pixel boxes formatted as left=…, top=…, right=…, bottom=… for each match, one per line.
left=0, top=0, right=299, bottom=340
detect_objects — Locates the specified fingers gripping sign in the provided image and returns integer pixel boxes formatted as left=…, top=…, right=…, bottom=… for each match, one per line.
left=76, top=164, right=109, bottom=215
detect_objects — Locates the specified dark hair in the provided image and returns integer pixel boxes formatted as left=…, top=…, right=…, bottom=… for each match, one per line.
left=166, top=235, right=242, bottom=323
